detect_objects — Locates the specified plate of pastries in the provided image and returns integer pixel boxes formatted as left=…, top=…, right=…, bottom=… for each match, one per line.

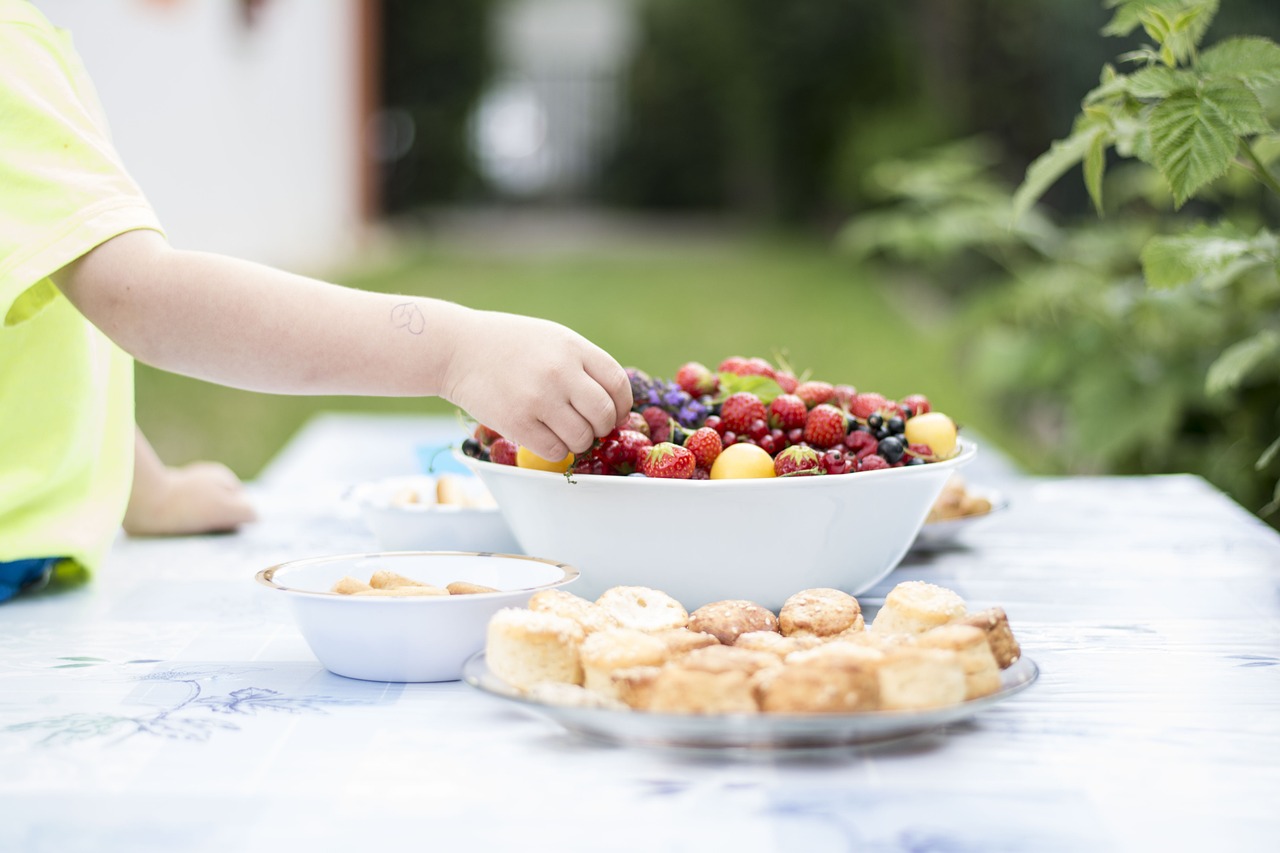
left=464, top=579, right=1037, bottom=750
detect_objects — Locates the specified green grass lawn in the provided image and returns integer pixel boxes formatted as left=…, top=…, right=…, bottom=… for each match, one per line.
left=136, top=231, right=1023, bottom=479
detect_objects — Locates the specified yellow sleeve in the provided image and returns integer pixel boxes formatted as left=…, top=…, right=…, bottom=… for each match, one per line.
left=0, top=9, right=163, bottom=325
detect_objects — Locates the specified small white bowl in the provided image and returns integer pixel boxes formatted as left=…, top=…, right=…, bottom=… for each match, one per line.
left=348, top=475, right=521, bottom=553
left=462, top=441, right=976, bottom=610
left=256, top=551, right=578, bottom=682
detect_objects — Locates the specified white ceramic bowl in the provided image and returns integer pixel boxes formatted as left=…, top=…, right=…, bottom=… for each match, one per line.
left=256, top=551, right=577, bottom=682
left=348, top=475, right=521, bottom=553
left=462, top=441, right=975, bottom=610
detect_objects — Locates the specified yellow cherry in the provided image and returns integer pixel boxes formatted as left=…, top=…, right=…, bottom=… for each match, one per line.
left=515, top=446, right=575, bottom=473
left=903, top=411, right=958, bottom=459
left=709, top=443, right=777, bottom=479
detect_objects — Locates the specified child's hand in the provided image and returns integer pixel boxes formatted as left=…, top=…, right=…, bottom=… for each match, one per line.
left=441, top=310, right=633, bottom=461
left=125, top=429, right=257, bottom=536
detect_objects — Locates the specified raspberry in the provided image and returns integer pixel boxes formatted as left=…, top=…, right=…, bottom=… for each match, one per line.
left=642, top=406, right=672, bottom=443
left=901, top=394, right=932, bottom=417
left=768, top=394, right=807, bottom=431
left=683, top=427, right=723, bottom=470
left=803, top=404, right=847, bottom=449
left=639, top=442, right=696, bottom=479
left=675, top=361, right=718, bottom=397
left=843, top=430, right=879, bottom=460
left=624, top=411, right=650, bottom=436
left=489, top=438, right=518, bottom=466
left=832, top=384, right=857, bottom=411
left=795, top=381, right=835, bottom=408
left=857, top=454, right=890, bottom=472
left=703, top=415, right=723, bottom=435
left=850, top=392, right=889, bottom=420
left=906, top=442, right=934, bottom=461
left=774, top=445, right=823, bottom=477
left=720, top=392, right=767, bottom=434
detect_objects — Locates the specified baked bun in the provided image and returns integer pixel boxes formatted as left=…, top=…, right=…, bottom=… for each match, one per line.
left=485, top=608, right=585, bottom=689
left=957, top=607, right=1021, bottom=669
left=778, top=588, right=864, bottom=638
left=913, top=624, right=1002, bottom=699
left=646, top=667, right=759, bottom=714
left=870, top=581, right=966, bottom=635
left=756, top=662, right=880, bottom=713
left=651, top=628, right=721, bottom=658
left=784, top=641, right=886, bottom=669
left=596, top=586, right=689, bottom=633
left=529, top=589, right=619, bottom=635
left=611, top=665, right=664, bottom=710
left=875, top=648, right=967, bottom=711
left=733, top=631, right=824, bottom=659
left=688, top=600, right=778, bottom=646
left=579, top=628, right=669, bottom=699
left=678, top=644, right=781, bottom=676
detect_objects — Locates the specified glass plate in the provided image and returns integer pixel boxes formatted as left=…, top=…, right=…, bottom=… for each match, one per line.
left=912, top=492, right=1010, bottom=551
left=462, top=652, right=1038, bottom=751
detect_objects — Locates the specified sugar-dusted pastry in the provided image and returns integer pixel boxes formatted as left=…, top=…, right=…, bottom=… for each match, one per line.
left=580, top=628, right=669, bottom=699
left=651, top=628, right=721, bottom=659
left=875, top=647, right=967, bottom=711
left=785, top=641, right=886, bottom=669
left=957, top=607, right=1021, bottom=669
left=525, top=682, right=627, bottom=710
left=677, top=644, right=780, bottom=676
left=529, top=588, right=619, bottom=635
left=778, top=588, right=864, bottom=638
left=756, top=662, right=880, bottom=713
left=611, top=665, right=663, bottom=710
left=733, top=631, right=824, bottom=659
left=688, top=599, right=778, bottom=646
left=870, top=581, right=966, bottom=635
left=645, top=666, right=758, bottom=714
left=913, top=624, right=1002, bottom=699
left=485, top=608, right=585, bottom=689
left=330, top=576, right=373, bottom=595
left=596, top=586, right=689, bottom=633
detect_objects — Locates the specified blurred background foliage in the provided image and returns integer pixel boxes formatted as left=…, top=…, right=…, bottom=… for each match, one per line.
left=136, top=0, right=1280, bottom=524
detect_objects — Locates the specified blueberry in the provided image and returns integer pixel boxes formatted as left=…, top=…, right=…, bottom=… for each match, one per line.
left=461, top=438, right=482, bottom=458
left=887, top=416, right=905, bottom=435
left=878, top=435, right=905, bottom=463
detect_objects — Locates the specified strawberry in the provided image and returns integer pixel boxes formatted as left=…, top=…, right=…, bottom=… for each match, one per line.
left=795, top=381, right=834, bottom=408
left=850, top=392, right=889, bottom=420
left=641, top=406, right=672, bottom=443
left=474, top=424, right=503, bottom=448
left=803, top=404, right=847, bottom=449
left=774, top=445, right=823, bottom=477
left=489, top=438, right=518, bottom=466
left=901, top=394, right=932, bottom=417
left=675, top=361, right=719, bottom=397
left=774, top=370, right=798, bottom=394
left=718, top=355, right=750, bottom=374
left=683, top=427, right=723, bottom=470
left=720, top=392, right=767, bottom=434
left=768, top=394, right=808, bottom=431
left=742, top=357, right=776, bottom=379
left=615, top=430, right=653, bottom=473
left=639, top=442, right=696, bottom=479
left=833, top=384, right=858, bottom=411
left=624, top=411, right=650, bottom=436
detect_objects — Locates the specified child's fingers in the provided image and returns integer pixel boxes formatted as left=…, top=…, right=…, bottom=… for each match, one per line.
left=569, top=376, right=625, bottom=440
left=580, top=348, right=633, bottom=426
left=539, top=404, right=598, bottom=455
left=517, top=420, right=571, bottom=464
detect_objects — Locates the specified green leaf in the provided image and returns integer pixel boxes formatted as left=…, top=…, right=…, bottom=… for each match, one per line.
left=1012, top=123, right=1108, bottom=222
left=1084, top=131, right=1107, bottom=214
left=1203, top=79, right=1270, bottom=136
left=1258, top=435, right=1280, bottom=470
left=1127, top=65, right=1197, bottom=99
left=1141, top=224, right=1280, bottom=289
left=715, top=372, right=783, bottom=405
left=1148, top=90, right=1237, bottom=205
left=1205, top=329, right=1280, bottom=395
left=1104, top=1, right=1219, bottom=46
left=1199, top=37, right=1280, bottom=91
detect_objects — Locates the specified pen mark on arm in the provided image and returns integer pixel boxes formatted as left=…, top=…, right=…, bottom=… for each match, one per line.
left=391, top=302, right=425, bottom=335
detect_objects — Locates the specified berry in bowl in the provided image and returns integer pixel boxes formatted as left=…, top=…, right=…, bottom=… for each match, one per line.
left=257, top=551, right=578, bottom=682
left=459, top=357, right=974, bottom=610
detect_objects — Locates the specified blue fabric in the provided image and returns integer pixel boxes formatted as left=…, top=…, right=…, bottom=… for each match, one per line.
left=414, top=444, right=475, bottom=477
left=0, top=558, right=59, bottom=603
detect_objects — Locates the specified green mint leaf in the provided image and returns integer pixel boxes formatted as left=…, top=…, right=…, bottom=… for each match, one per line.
left=1012, top=122, right=1109, bottom=222
left=1140, top=224, right=1280, bottom=289
left=1199, top=37, right=1280, bottom=91
left=1205, top=329, right=1280, bottom=396
left=1148, top=89, right=1237, bottom=206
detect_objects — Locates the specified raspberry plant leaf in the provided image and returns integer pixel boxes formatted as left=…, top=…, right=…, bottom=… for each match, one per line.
left=1140, top=223, right=1280, bottom=290
left=1205, top=329, right=1280, bottom=396
left=1147, top=89, right=1237, bottom=206
left=1198, top=36, right=1280, bottom=91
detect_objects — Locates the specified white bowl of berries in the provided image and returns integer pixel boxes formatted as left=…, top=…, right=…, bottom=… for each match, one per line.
left=459, top=358, right=975, bottom=610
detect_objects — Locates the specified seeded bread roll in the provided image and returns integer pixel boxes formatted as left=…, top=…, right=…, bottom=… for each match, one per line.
left=870, top=581, right=967, bottom=635
left=688, top=600, right=778, bottom=646
left=734, top=631, right=824, bottom=659
left=580, top=628, right=669, bottom=699
left=778, top=588, right=864, bottom=638
left=529, top=589, right=619, bottom=635
left=485, top=608, right=585, bottom=689
left=957, top=607, right=1021, bottom=669
left=651, top=628, right=721, bottom=658
left=678, top=644, right=781, bottom=676
left=646, top=666, right=759, bottom=714
left=596, top=586, right=689, bottom=633
left=913, top=624, right=1002, bottom=699
left=875, top=647, right=967, bottom=711
left=756, top=662, right=880, bottom=713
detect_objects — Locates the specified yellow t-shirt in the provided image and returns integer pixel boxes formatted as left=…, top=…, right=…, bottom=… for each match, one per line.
left=0, top=1, right=163, bottom=570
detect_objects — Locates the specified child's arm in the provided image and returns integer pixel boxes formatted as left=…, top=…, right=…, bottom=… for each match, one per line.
left=124, top=428, right=257, bottom=536
left=53, top=230, right=632, bottom=461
